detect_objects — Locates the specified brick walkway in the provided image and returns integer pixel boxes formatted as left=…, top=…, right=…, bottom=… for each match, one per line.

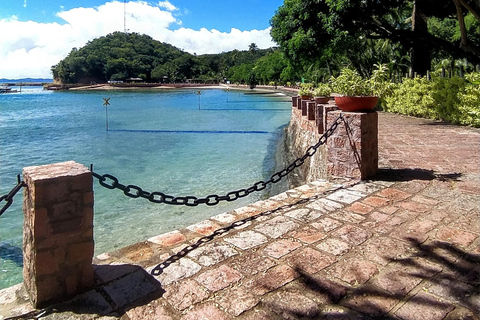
left=1, top=112, right=479, bottom=320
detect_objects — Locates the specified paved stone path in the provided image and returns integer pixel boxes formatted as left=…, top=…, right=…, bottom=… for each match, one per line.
left=1, top=112, right=479, bottom=320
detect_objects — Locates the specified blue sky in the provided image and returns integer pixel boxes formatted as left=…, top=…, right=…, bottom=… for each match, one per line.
left=0, top=0, right=284, bottom=79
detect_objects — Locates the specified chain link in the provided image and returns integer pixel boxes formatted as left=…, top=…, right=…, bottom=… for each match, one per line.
left=92, top=113, right=344, bottom=207
left=0, top=175, right=26, bottom=217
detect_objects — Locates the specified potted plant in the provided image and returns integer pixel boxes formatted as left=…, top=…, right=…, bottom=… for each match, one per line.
left=298, top=83, right=314, bottom=100
left=313, top=83, right=332, bottom=104
left=330, top=64, right=389, bottom=111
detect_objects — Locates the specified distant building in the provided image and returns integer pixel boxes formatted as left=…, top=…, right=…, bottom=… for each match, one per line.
left=126, top=78, right=143, bottom=83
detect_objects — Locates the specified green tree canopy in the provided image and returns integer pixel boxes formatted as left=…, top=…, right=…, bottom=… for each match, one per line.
left=270, top=0, right=480, bottom=76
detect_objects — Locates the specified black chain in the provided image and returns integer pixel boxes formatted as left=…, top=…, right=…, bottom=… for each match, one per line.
left=4, top=308, right=52, bottom=320
left=92, top=113, right=344, bottom=207
left=150, top=178, right=359, bottom=276
left=0, top=175, right=26, bottom=217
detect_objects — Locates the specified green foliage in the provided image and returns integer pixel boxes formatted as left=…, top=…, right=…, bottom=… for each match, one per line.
left=383, top=77, right=437, bottom=118
left=227, top=63, right=255, bottom=84
left=298, top=83, right=314, bottom=97
left=254, top=51, right=288, bottom=84
left=313, top=83, right=331, bottom=97
left=52, top=32, right=186, bottom=83
left=457, top=73, right=480, bottom=127
left=383, top=72, right=480, bottom=127
left=51, top=32, right=282, bottom=84
left=329, top=64, right=391, bottom=97
left=329, top=68, right=367, bottom=96
left=270, top=0, right=480, bottom=77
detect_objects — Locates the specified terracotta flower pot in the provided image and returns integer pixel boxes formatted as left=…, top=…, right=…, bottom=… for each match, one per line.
left=314, top=96, right=330, bottom=104
left=334, top=96, right=378, bottom=112
left=300, top=95, right=313, bottom=100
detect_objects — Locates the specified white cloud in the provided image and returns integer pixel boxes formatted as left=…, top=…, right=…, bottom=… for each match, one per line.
left=23, top=0, right=27, bottom=8
left=0, top=1, right=275, bottom=79
left=158, top=1, right=177, bottom=11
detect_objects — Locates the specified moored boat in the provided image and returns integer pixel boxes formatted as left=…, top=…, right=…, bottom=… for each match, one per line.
left=0, top=85, right=18, bottom=93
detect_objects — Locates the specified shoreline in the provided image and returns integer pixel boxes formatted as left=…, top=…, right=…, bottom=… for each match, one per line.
left=46, top=83, right=299, bottom=96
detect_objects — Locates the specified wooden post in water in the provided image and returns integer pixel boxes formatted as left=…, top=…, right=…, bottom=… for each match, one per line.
left=197, top=90, right=201, bottom=110
left=103, top=98, right=110, bottom=131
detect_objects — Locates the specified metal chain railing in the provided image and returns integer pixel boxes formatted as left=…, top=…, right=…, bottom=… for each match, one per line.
left=92, top=113, right=344, bottom=206
left=0, top=175, right=26, bottom=217
left=150, top=178, right=359, bottom=276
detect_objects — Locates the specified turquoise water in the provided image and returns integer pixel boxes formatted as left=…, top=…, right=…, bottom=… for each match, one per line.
left=0, top=86, right=292, bottom=288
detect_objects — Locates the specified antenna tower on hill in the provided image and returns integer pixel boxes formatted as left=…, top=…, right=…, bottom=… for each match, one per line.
left=124, top=0, right=127, bottom=33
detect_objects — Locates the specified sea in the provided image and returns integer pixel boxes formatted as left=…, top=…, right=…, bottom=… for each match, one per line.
left=0, top=86, right=292, bottom=288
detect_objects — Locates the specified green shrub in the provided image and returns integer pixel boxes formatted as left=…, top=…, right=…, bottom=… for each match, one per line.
left=457, top=73, right=480, bottom=127
left=298, top=82, right=314, bottom=97
left=383, top=77, right=437, bottom=118
left=431, top=76, right=465, bottom=123
left=383, top=72, right=480, bottom=127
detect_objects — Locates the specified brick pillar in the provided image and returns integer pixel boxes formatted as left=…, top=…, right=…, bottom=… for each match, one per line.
left=292, top=96, right=297, bottom=108
left=307, top=101, right=316, bottom=120
left=301, top=99, right=308, bottom=116
left=323, top=105, right=339, bottom=136
left=23, top=161, right=94, bottom=308
left=326, top=111, right=378, bottom=180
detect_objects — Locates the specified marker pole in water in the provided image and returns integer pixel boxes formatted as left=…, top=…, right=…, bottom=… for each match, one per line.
left=103, top=98, right=111, bottom=131
left=197, top=90, right=201, bottom=110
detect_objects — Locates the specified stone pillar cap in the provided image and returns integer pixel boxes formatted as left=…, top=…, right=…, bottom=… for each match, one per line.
left=23, top=161, right=90, bottom=181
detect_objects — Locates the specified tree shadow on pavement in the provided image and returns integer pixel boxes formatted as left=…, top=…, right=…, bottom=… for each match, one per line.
left=374, top=168, right=462, bottom=182
left=263, top=237, right=479, bottom=319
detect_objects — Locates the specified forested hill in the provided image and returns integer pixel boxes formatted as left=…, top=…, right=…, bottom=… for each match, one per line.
left=51, top=32, right=276, bottom=84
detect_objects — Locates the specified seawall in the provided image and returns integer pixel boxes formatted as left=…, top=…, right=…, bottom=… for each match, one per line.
left=283, top=105, right=328, bottom=187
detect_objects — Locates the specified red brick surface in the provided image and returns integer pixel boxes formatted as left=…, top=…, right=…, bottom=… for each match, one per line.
left=394, top=291, right=454, bottom=320
left=163, top=279, right=209, bottom=311
left=246, top=264, right=300, bottom=296
left=286, top=247, right=336, bottom=274
left=196, top=265, right=243, bottom=292
left=328, top=258, right=379, bottom=285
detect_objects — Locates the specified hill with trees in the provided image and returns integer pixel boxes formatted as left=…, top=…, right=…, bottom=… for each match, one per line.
left=51, top=32, right=287, bottom=85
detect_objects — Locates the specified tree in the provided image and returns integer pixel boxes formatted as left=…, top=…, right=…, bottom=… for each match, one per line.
left=254, top=50, right=289, bottom=84
left=270, top=0, right=332, bottom=69
left=249, top=43, right=259, bottom=56
left=451, top=0, right=480, bottom=56
left=270, top=0, right=480, bottom=76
